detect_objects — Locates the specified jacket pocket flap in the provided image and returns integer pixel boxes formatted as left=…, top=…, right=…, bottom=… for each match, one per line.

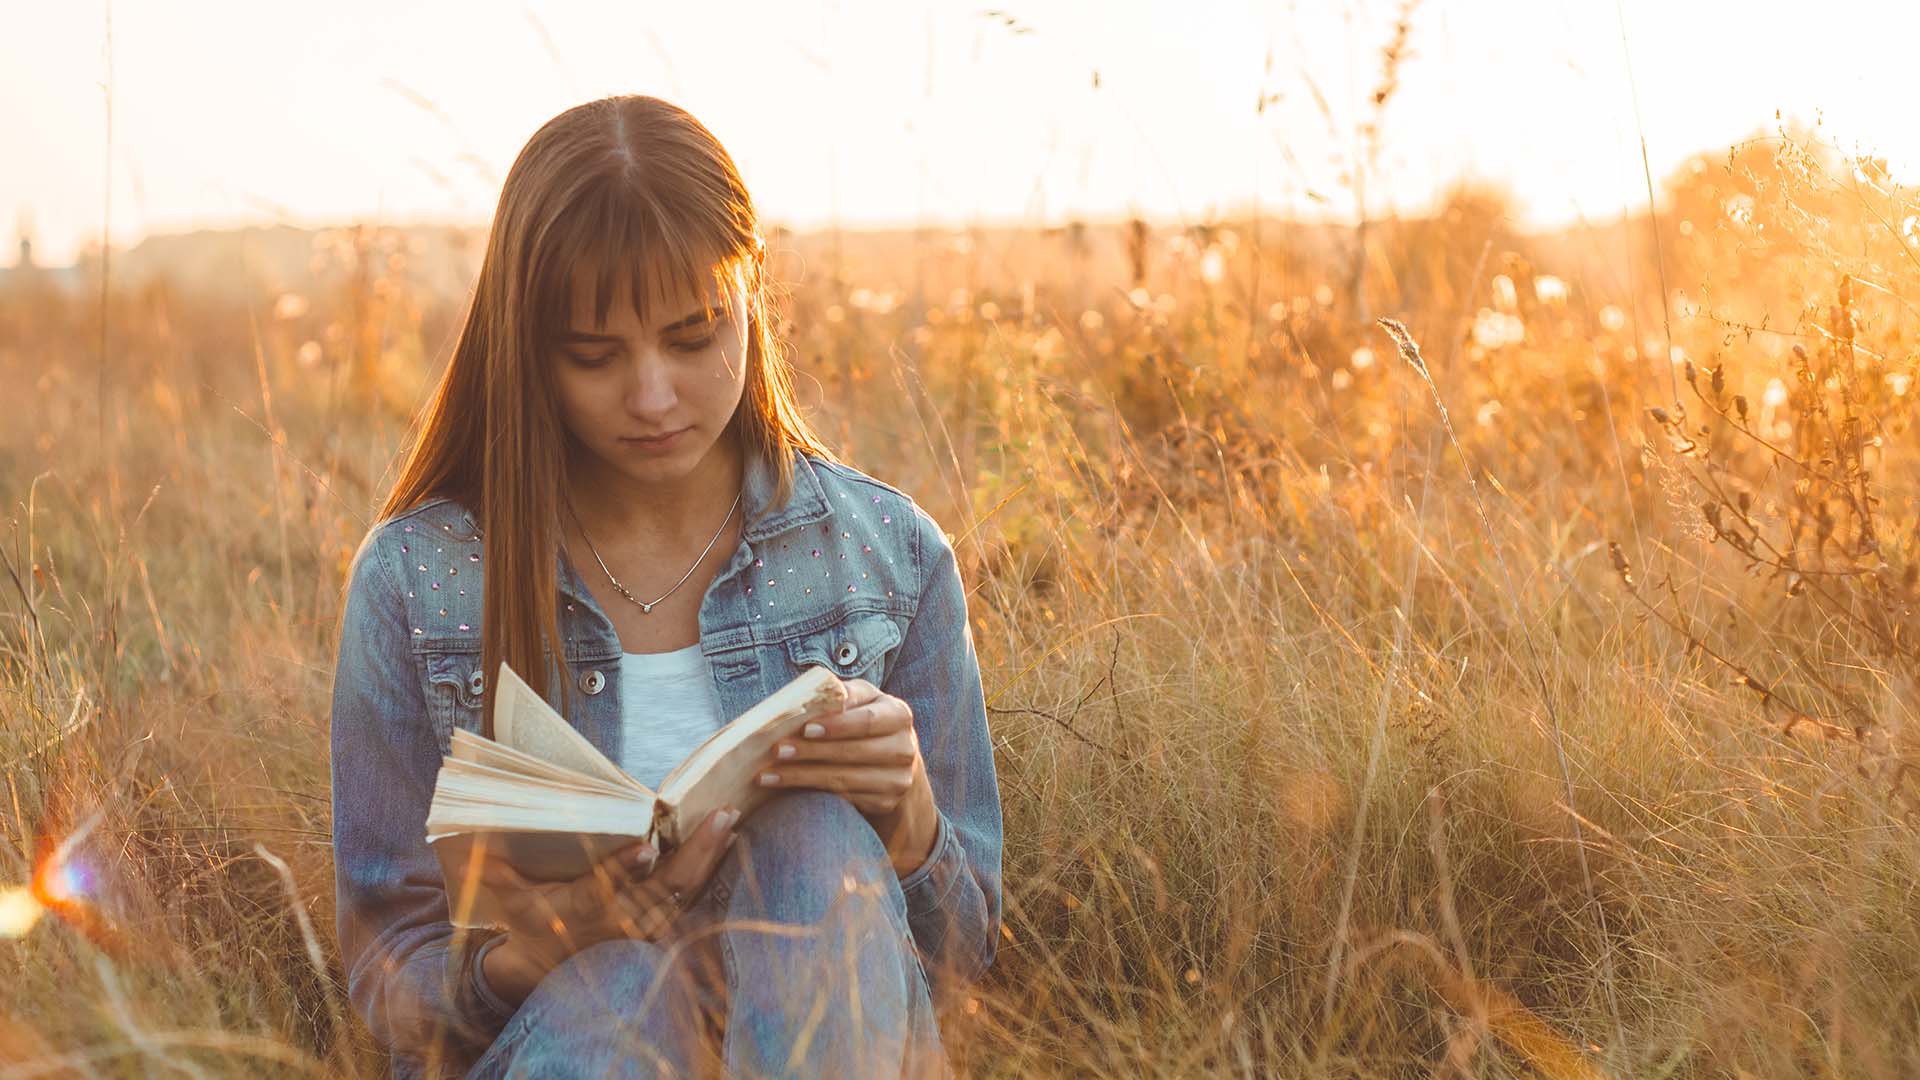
left=784, top=611, right=903, bottom=681
left=423, top=650, right=486, bottom=710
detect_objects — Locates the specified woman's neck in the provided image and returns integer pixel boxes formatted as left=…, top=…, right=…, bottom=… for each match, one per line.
left=563, top=435, right=746, bottom=550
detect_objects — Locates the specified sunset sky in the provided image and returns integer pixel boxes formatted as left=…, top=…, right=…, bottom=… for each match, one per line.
left=4, top=0, right=1914, bottom=266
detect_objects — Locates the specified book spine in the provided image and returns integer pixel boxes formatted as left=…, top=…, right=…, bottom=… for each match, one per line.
left=650, top=800, right=671, bottom=850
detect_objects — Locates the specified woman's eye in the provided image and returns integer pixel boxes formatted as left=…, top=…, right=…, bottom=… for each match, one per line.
left=561, top=335, right=714, bottom=364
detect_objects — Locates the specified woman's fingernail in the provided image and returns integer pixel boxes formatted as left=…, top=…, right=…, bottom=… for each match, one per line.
left=723, top=809, right=742, bottom=830
left=758, top=771, right=779, bottom=787
left=629, top=846, right=656, bottom=869
left=775, top=743, right=795, bottom=760
left=803, top=722, right=826, bottom=738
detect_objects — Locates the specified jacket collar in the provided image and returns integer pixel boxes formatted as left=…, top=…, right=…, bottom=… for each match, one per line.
left=740, top=445, right=832, bottom=541
left=448, top=446, right=833, bottom=606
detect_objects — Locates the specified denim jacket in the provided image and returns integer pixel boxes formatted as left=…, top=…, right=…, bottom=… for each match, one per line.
left=328, top=448, right=1004, bottom=1077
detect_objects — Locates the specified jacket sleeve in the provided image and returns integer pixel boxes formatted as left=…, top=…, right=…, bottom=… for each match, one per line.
left=883, top=512, right=1005, bottom=995
left=329, top=526, right=517, bottom=1072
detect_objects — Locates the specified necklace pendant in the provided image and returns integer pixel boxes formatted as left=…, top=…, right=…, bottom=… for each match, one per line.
left=640, top=602, right=653, bottom=614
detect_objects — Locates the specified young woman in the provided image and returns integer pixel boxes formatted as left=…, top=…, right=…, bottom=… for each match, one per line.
left=328, top=95, right=1003, bottom=1079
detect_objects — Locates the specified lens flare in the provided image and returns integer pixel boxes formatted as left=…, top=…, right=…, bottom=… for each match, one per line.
left=3, top=807, right=112, bottom=943
left=36, top=854, right=95, bottom=908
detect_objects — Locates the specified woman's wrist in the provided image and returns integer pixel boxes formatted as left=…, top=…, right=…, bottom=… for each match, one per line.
left=889, top=817, right=939, bottom=878
left=882, top=776, right=942, bottom=877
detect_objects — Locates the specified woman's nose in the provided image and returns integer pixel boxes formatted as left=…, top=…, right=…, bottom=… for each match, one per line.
left=624, top=349, right=677, bottom=414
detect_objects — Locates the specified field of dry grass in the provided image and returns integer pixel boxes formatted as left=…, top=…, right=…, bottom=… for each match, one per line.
left=2, top=129, right=1918, bottom=1077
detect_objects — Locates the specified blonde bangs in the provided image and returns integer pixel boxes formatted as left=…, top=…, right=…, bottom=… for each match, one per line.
left=529, top=172, right=757, bottom=348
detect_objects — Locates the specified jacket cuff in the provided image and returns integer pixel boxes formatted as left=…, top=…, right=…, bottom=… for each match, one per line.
left=896, top=810, right=959, bottom=915
left=460, top=931, right=520, bottom=1033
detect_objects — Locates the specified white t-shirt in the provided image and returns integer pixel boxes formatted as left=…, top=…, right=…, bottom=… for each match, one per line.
left=614, top=643, right=727, bottom=789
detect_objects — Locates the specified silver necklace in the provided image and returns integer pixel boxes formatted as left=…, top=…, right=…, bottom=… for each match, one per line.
left=573, top=490, right=742, bottom=614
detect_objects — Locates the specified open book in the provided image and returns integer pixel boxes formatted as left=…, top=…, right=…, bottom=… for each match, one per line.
left=425, top=659, right=849, bottom=928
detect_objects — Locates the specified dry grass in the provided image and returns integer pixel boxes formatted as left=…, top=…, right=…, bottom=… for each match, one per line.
left=2, top=128, right=1918, bottom=1078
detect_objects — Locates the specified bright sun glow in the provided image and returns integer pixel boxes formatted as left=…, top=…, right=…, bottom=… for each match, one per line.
left=4, top=1, right=1917, bottom=265
left=0, top=886, right=44, bottom=938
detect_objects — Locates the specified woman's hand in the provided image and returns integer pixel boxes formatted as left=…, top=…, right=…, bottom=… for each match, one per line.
left=475, top=806, right=739, bottom=1007
left=755, top=677, right=940, bottom=876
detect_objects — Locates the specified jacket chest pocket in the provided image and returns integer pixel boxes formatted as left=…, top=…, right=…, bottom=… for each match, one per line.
left=784, top=610, right=904, bottom=686
left=422, top=650, right=487, bottom=751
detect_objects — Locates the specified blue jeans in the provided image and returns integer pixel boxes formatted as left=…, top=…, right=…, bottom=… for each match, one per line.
left=464, top=791, right=948, bottom=1079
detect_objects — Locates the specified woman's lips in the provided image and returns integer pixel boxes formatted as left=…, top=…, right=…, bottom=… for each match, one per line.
left=621, top=427, right=687, bottom=449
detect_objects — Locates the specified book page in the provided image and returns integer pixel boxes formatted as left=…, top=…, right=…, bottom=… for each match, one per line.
left=432, top=755, right=637, bottom=804
left=426, top=786, right=655, bottom=838
left=491, top=659, right=647, bottom=793
left=448, top=728, right=635, bottom=797
left=654, top=665, right=848, bottom=846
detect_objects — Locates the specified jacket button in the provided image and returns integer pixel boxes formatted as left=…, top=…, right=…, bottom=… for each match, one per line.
left=833, top=641, right=858, bottom=667
left=580, top=669, right=606, bottom=695
left=467, top=669, right=485, bottom=697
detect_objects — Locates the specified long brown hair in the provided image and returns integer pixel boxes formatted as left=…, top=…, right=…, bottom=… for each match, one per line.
left=378, top=95, right=835, bottom=728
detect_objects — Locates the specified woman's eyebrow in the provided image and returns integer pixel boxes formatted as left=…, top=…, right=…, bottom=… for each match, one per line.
left=660, top=306, right=720, bottom=332
left=557, top=306, right=719, bottom=342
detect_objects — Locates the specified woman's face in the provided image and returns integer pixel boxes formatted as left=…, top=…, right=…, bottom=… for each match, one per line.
left=549, top=257, right=750, bottom=487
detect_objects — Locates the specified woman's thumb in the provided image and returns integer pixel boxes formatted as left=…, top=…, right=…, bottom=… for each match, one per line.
left=614, top=842, right=658, bottom=879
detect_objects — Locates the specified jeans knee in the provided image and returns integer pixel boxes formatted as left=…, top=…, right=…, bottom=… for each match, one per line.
left=741, top=790, right=884, bottom=858
left=729, top=791, right=900, bottom=920
left=473, top=939, right=711, bottom=1079
left=529, top=939, right=695, bottom=1014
